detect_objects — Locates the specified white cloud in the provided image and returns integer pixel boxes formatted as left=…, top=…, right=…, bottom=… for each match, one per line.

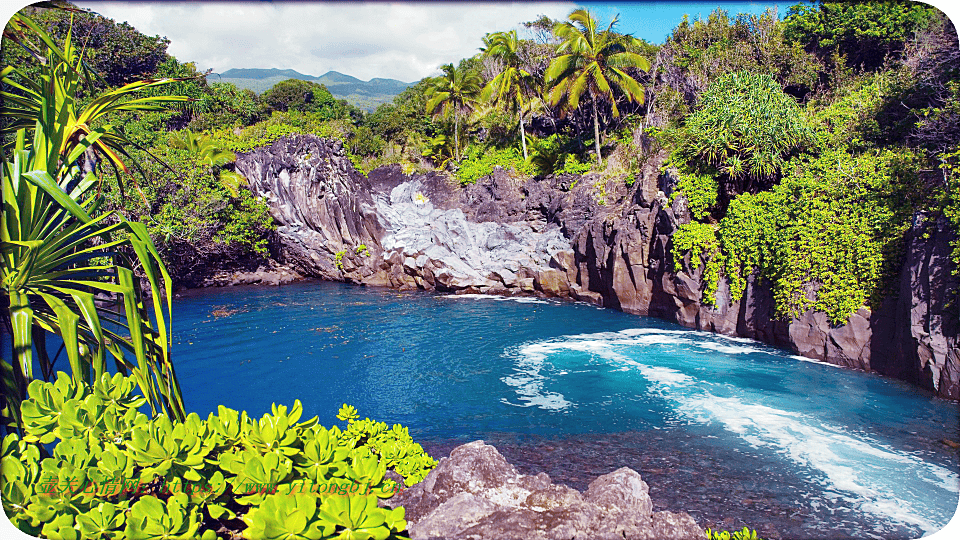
left=75, top=1, right=576, bottom=82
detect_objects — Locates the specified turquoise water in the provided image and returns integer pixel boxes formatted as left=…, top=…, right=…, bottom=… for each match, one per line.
left=169, top=280, right=958, bottom=539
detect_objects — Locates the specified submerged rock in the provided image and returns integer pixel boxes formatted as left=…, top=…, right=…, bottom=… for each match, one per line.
left=388, top=441, right=702, bottom=540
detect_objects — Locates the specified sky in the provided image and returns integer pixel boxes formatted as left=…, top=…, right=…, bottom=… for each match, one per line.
left=3, top=0, right=954, bottom=83
left=52, top=1, right=802, bottom=83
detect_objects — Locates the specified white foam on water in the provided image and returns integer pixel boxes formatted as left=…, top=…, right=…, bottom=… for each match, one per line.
left=504, top=328, right=960, bottom=534
left=791, top=354, right=845, bottom=368
left=500, top=342, right=572, bottom=410
left=697, top=341, right=760, bottom=355
left=639, top=365, right=960, bottom=534
left=438, top=293, right=549, bottom=304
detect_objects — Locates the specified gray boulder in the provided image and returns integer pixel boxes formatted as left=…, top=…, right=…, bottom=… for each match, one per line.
left=388, top=441, right=702, bottom=540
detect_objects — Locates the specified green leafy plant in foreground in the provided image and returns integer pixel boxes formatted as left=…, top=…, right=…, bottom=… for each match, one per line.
left=706, top=526, right=764, bottom=540
left=1, top=10, right=188, bottom=426
left=2, top=371, right=436, bottom=539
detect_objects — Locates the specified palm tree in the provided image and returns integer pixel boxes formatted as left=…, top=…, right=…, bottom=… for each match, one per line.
left=481, top=30, right=535, bottom=160
left=545, top=9, right=650, bottom=165
left=425, top=63, right=482, bottom=161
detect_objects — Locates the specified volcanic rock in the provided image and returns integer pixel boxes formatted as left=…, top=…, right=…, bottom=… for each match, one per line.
left=387, top=441, right=702, bottom=540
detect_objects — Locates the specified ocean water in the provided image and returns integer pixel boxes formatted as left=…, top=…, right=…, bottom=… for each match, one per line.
left=165, top=281, right=957, bottom=538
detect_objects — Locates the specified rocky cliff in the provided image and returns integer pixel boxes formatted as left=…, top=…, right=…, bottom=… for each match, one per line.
left=236, top=135, right=959, bottom=400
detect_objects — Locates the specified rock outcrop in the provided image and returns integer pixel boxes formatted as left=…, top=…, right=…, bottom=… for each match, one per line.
left=387, top=441, right=702, bottom=540
left=235, top=135, right=388, bottom=284
left=236, top=135, right=959, bottom=399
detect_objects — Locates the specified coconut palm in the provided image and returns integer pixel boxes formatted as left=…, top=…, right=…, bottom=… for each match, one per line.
left=545, top=9, right=650, bottom=164
left=425, top=63, right=482, bottom=161
left=1, top=11, right=187, bottom=425
left=481, top=30, right=535, bottom=160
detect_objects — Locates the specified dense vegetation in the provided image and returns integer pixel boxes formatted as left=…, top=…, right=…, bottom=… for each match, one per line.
left=1, top=7, right=436, bottom=539
left=2, top=373, right=434, bottom=539
left=3, top=0, right=956, bottom=313
left=2, top=1, right=956, bottom=538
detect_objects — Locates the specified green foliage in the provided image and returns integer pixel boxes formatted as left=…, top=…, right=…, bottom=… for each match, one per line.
left=717, top=149, right=919, bottom=323
left=672, top=222, right=723, bottom=306
left=671, top=171, right=719, bottom=220
left=188, top=82, right=266, bottom=131
left=481, top=30, right=537, bottom=159
left=784, top=1, right=935, bottom=70
left=262, top=79, right=340, bottom=117
left=706, top=526, right=764, bottom=540
left=455, top=144, right=535, bottom=185
left=660, top=8, right=820, bottom=96
left=101, top=143, right=275, bottom=284
left=2, top=372, right=434, bottom=540
left=939, top=148, right=960, bottom=274
left=806, top=71, right=902, bottom=152
left=527, top=134, right=589, bottom=176
left=672, top=71, right=813, bottom=183
left=426, top=63, right=483, bottom=161
left=1, top=4, right=171, bottom=90
left=1, top=11, right=186, bottom=426
left=546, top=8, right=650, bottom=165
left=334, top=250, right=347, bottom=271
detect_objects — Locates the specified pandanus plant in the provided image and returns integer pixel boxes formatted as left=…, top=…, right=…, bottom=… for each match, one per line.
left=1, top=9, right=190, bottom=427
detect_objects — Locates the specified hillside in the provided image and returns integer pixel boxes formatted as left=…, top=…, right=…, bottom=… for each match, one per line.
left=211, top=68, right=412, bottom=111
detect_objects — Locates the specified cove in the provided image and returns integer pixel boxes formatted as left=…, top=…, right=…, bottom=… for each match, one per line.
left=172, top=280, right=959, bottom=539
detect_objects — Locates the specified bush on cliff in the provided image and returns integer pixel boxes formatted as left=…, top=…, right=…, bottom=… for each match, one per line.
left=673, top=148, right=921, bottom=324
left=666, top=71, right=814, bottom=195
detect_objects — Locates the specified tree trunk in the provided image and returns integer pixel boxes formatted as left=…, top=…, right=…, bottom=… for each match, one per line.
left=519, top=112, right=528, bottom=161
left=454, top=111, right=460, bottom=162
left=592, top=96, right=601, bottom=165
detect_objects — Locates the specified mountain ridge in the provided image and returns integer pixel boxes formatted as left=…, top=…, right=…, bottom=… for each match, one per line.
left=211, top=68, right=413, bottom=112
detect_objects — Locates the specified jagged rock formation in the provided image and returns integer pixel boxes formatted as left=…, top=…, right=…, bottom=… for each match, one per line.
left=235, top=136, right=388, bottom=284
left=235, top=135, right=959, bottom=399
left=386, top=441, right=702, bottom=540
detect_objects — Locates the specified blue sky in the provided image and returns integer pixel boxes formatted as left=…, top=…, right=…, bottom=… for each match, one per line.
left=582, top=1, right=799, bottom=42
left=72, top=1, right=800, bottom=81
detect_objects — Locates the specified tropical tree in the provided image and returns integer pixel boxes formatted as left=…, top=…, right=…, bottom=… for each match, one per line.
left=425, top=62, right=482, bottom=161
left=481, top=30, right=535, bottom=160
left=545, top=9, right=651, bottom=164
left=1, top=10, right=188, bottom=427
left=168, top=129, right=247, bottom=196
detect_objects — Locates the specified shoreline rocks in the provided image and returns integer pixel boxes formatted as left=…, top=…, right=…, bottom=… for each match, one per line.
left=234, top=135, right=959, bottom=400
left=387, top=441, right=703, bottom=540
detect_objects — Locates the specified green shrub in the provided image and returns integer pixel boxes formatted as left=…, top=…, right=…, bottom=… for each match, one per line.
left=939, top=148, right=960, bottom=274
left=717, top=148, right=918, bottom=323
left=455, top=144, right=535, bottom=185
left=806, top=72, right=892, bottom=151
left=672, top=71, right=813, bottom=184
left=671, top=171, right=719, bottom=220
left=672, top=221, right=724, bottom=306
left=783, top=0, right=935, bottom=70
left=670, top=148, right=917, bottom=323
left=2, top=372, right=435, bottom=540
left=527, top=134, right=590, bottom=176
left=706, top=526, right=764, bottom=540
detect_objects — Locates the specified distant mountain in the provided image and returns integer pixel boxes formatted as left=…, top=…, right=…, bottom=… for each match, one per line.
left=211, top=68, right=413, bottom=112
